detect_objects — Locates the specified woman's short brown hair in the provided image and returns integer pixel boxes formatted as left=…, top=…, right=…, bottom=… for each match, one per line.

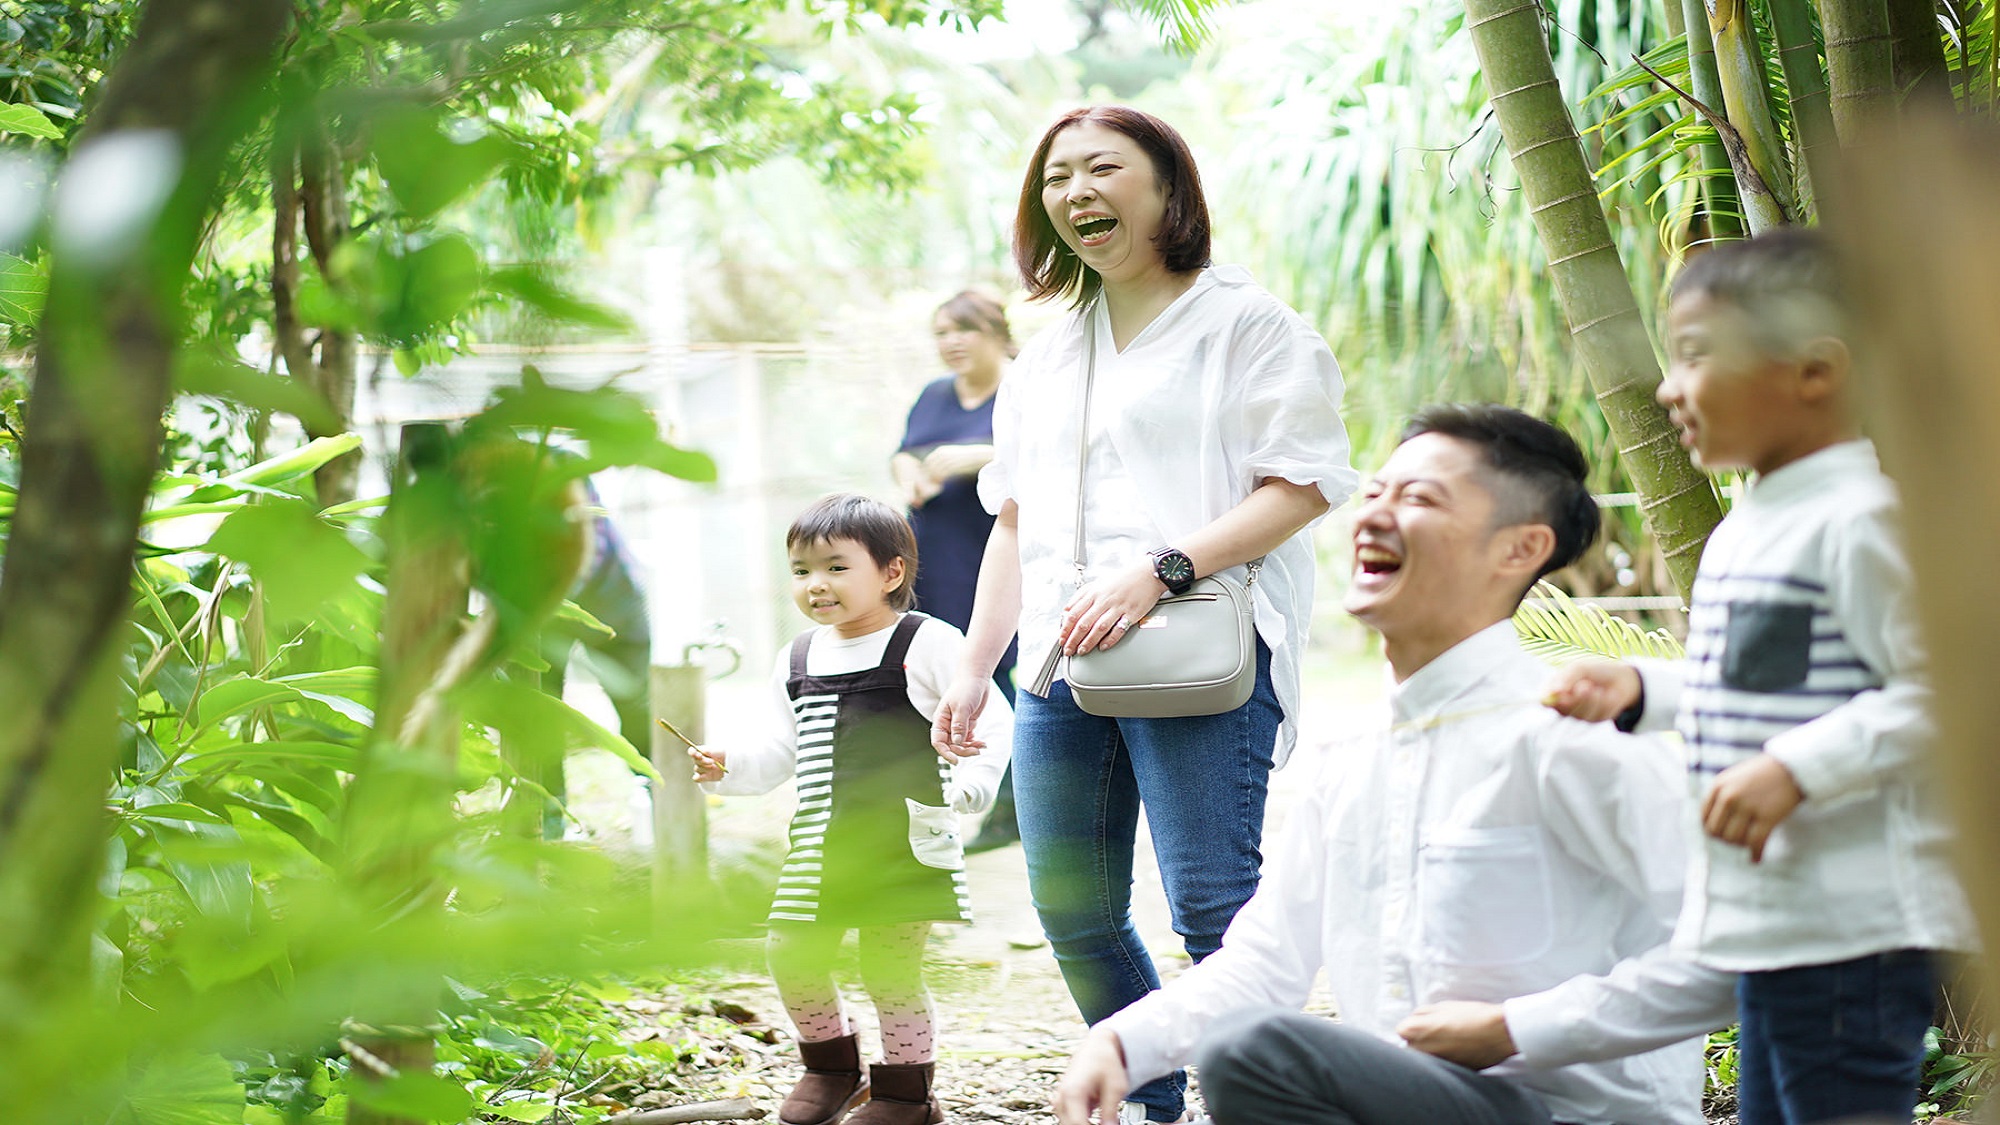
left=936, top=290, right=1017, bottom=359
left=1013, top=105, right=1212, bottom=308
left=786, top=493, right=919, bottom=611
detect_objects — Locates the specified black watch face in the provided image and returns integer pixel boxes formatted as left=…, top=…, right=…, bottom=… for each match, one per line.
left=1156, top=550, right=1195, bottom=590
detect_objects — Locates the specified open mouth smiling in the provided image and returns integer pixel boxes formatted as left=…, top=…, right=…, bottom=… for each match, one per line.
left=1355, top=544, right=1403, bottom=579
left=1074, top=215, right=1118, bottom=246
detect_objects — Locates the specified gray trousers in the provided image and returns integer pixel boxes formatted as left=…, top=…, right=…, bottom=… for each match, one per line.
left=1193, top=1009, right=1554, bottom=1125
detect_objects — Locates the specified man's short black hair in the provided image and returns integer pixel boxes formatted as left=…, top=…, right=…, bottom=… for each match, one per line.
left=786, top=493, right=919, bottom=611
left=1402, top=404, right=1598, bottom=583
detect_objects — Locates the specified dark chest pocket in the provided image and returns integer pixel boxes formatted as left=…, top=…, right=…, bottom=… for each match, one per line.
left=1723, top=602, right=1815, bottom=692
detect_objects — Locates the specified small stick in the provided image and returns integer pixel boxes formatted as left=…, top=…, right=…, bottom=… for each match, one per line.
left=656, top=716, right=699, bottom=750
left=603, top=1097, right=765, bottom=1124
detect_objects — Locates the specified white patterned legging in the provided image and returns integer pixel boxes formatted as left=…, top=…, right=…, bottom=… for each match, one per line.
left=766, top=921, right=935, bottom=1064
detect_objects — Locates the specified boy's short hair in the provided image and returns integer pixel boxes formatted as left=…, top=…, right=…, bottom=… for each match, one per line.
left=1402, top=404, right=1599, bottom=584
left=786, top=494, right=920, bottom=611
left=1671, top=227, right=1850, bottom=356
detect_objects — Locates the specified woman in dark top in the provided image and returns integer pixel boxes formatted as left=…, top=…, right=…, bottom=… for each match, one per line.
left=893, top=290, right=1021, bottom=850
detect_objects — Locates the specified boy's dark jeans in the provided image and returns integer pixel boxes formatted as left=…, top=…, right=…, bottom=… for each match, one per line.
left=1735, top=948, right=1938, bottom=1125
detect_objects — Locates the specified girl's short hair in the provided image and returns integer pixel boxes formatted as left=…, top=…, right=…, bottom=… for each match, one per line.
left=785, top=494, right=919, bottom=611
left=1013, top=105, right=1213, bottom=308
left=936, top=290, right=1018, bottom=359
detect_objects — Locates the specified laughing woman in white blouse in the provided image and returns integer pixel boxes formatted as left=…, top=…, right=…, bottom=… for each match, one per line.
left=932, top=105, right=1356, bottom=1125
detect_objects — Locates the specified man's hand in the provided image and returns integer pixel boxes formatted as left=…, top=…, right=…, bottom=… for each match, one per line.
left=1051, top=1026, right=1130, bottom=1125
left=1542, top=659, right=1642, bottom=723
left=1701, top=753, right=1804, bottom=863
left=931, top=674, right=990, bottom=763
left=1397, top=1001, right=1517, bottom=1070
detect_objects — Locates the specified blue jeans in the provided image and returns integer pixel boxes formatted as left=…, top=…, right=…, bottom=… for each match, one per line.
left=1735, top=948, right=1939, bottom=1125
left=1013, top=642, right=1281, bottom=1123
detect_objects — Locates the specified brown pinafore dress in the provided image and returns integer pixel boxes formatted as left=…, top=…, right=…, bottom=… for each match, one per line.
left=767, top=613, right=972, bottom=928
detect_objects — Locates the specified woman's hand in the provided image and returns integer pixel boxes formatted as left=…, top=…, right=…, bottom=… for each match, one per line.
left=931, top=675, right=991, bottom=762
left=891, top=452, right=943, bottom=510
left=1542, top=658, right=1642, bottom=722
left=1059, top=561, right=1166, bottom=656
left=922, top=443, right=994, bottom=481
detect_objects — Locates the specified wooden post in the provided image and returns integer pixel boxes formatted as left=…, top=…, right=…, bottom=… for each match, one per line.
left=345, top=422, right=467, bottom=1125
left=650, top=663, right=711, bottom=930
left=1838, top=117, right=2000, bottom=1040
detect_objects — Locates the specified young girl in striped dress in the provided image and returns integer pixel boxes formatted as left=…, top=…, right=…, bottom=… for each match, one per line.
left=691, top=494, right=1012, bottom=1125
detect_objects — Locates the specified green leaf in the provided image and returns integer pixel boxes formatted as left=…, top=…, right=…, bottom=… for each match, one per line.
left=0, top=102, right=61, bottom=139
left=458, top=676, right=661, bottom=783
left=123, top=802, right=232, bottom=827
left=371, top=108, right=515, bottom=221
left=192, top=676, right=309, bottom=733
left=486, top=266, right=634, bottom=333
left=208, top=499, right=371, bottom=623
left=376, top=234, right=484, bottom=342
left=175, top=352, right=340, bottom=434
left=349, top=1069, right=477, bottom=1122
left=0, top=251, right=47, bottom=326
left=118, top=1053, right=244, bottom=1125
left=486, top=1101, right=556, bottom=1122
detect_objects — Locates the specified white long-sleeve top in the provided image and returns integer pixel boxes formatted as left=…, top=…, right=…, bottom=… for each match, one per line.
left=978, top=264, right=1358, bottom=766
left=1631, top=440, right=1977, bottom=970
left=1104, top=623, right=1737, bottom=1125
left=704, top=615, right=1013, bottom=813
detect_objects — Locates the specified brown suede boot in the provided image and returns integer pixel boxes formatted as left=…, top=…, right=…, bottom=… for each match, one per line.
left=780, top=1033, right=870, bottom=1125
left=844, top=1062, right=943, bottom=1125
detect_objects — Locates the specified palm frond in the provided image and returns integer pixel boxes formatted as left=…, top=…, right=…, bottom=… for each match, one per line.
left=1513, top=581, right=1685, bottom=665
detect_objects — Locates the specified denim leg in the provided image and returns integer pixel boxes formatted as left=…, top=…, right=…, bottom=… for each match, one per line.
left=1119, top=643, right=1279, bottom=961
left=1735, top=978, right=1783, bottom=1125
left=1737, top=949, right=1938, bottom=1125
left=1014, top=679, right=1179, bottom=1117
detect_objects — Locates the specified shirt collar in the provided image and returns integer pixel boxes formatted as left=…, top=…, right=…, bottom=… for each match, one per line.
left=1745, top=438, right=1877, bottom=508
left=1388, top=619, right=1522, bottom=724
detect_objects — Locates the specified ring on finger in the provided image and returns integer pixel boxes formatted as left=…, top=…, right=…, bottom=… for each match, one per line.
left=1116, top=616, right=1131, bottom=629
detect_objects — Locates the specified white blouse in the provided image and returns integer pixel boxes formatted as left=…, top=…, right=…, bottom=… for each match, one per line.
left=979, top=264, right=1357, bottom=764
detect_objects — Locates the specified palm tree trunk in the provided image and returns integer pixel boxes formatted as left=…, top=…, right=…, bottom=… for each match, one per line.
left=0, top=0, right=290, bottom=1049
left=1460, top=0, right=1723, bottom=599
left=1768, top=0, right=1843, bottom=217
left=1707, top=0, right=1797, bottom=230
left=1819, top=0, right=1898, bottom=138
left=1886, top=0, right=1954, bottom=110
left=1680, top=0, right=1749, bottom=241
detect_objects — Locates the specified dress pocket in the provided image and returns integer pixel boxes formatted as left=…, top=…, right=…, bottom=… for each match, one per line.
left=1418, top=825, right=1555, bottom=967
left=905, top=799, right=965, bottom=871
left=1722, top=602, right=1815, bottom=692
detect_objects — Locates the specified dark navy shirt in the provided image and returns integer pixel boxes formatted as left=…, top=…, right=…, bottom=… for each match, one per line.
left=898, top=375, right=1017, bottom=683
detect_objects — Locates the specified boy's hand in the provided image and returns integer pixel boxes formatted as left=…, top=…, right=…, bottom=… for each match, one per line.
left=687, top=744, right=728, bottom=783
left=1701, top=753, right=1804, bottom=863
left=931, top=675, right=989, bottom=763
left=1398, top=1001, right=1517, bottom=1070
left=1542, top=659, right=1642, bottom=723
left=1051, top=1025, right=1130, bottom=1125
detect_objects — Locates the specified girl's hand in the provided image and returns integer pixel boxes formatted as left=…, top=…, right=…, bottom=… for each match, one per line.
left=1059, top=561, right=1166, bottom=656
left=1542, top=659, right=1642, bottom=722
left=931, top=675, right=990, bottom=762
left=687, top=744, right=728, bottom=783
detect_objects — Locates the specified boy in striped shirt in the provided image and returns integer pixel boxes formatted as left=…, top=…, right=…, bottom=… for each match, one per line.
left=1548, top=228, right=1976, bottom=1125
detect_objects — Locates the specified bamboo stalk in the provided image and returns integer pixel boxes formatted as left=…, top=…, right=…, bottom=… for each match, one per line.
left=1681, top=0, right=1748, bottom=240
left=1886, top=0, right=1953, bottom=110
left=1767, top=0, right=1843, bottom=217
left=1460, top=0, right=1724, bottom=599
left=1818, top=0, right=1898, bottom=138
left=1707, top=0, right=1797, bottom=229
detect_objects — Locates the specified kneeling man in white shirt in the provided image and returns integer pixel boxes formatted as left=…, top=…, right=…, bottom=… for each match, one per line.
left=1053, top=405, right=1738, bottom=1125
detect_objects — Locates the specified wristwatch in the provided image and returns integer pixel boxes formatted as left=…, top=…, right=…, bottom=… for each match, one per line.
left=1149, top=547, right=1197, bottom=596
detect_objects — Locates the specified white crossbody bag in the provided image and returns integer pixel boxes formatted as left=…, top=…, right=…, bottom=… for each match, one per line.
left=1024, top=306, right=1258, bottom=718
